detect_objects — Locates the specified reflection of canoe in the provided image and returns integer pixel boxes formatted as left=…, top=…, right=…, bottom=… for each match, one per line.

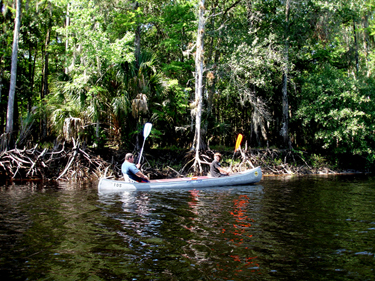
left=98, top=166, right=262, bottom=192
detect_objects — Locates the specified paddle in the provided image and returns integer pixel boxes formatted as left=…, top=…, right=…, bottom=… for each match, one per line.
left=235, top=134, right=243, bottom=152
left=138, top=123, right=152, bottom=165
left=230, top=134, right=243, bottom=170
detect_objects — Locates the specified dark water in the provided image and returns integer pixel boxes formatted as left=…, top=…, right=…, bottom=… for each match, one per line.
left=0, top=175, right=374, bottom=280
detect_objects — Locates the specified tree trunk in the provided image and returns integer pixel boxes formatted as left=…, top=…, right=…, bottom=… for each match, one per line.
left=27, top=45, right=37, bottom=113
left=193, top=0, right=207, bottom=173
left=205, top=8, right=223, bottom=146
left=40, top=27, right=50, bottom=140
left=353, top=20, right=359, bottom=74
left=0, top=66, right=3, bottom=103
left=281, top=0, right=291, bottom=148
left=135, top=24, right=141, bottom=69
left=134, top=2, right=141, bottom=69
left=65, top=2, right=70, bottom=74
left=0, top=58, right=4, bottom=134
left=95, top=95, right=100, bottom=146
left=5, top=0, right=21, bottom=146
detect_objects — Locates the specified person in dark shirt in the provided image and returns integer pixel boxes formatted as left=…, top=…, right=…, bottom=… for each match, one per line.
left=210, top=152, right=230, bottom=177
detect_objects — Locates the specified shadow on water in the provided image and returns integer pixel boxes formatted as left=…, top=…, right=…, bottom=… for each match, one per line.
left=0, top=175, right=374, bottom=280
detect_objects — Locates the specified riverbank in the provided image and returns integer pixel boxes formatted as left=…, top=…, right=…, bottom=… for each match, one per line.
left=0, top=142, right=370, bottom=183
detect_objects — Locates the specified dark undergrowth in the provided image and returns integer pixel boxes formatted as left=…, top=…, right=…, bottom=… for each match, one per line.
left=0, top=143, right=372, bottom=184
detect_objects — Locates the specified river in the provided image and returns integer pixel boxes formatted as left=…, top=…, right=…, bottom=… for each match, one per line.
left=0, top=174, right=374, bottom=280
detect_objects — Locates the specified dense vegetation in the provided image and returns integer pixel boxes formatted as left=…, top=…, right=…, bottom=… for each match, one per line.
left=1, top=0, right=375, bottom=171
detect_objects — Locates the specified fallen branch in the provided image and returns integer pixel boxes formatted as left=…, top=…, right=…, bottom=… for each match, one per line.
left=27, top=148, right=47, bottom=177
left=167, top=166, right=182, bottom=177
left=57, top=146, right=78, bottom=180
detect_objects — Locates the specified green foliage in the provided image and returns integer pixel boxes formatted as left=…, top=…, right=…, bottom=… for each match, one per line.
left=310, top=154, right=328, bottom=169
left=152, top=1, right=196, bottom=61
left=262, top=156, right=283, bottom=167
left=48, top=0, right=137, bottom=143
left=159, top=145, right=183, bottom=151
left=296, top=64, right=375, bottom=155
left=92, top=129, right=107, bottom=148
left=2, top=0, right=375, bottom=171
left=230, top=158, right=241, bottom=167
left=366, top=153, right=375, bottom=165
left=209, top=144, right=231, bottom=152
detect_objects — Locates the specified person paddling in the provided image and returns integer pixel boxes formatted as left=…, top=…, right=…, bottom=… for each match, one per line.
left=121, top=153, right=149, bottom=183
left=210, top=153, right=230, bottom=177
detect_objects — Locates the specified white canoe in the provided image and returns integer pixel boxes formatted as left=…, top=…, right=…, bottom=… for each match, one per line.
left=98, top=166, right=262, bottom=192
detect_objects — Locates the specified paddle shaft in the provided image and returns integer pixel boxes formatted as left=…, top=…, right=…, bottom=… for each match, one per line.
left=138, top=138, right=146, bottom=165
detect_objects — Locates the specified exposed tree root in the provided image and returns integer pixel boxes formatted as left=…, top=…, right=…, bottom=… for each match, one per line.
left=0, top=144, right=358, bottom=182
left=0, top=140, right=112, bottom=181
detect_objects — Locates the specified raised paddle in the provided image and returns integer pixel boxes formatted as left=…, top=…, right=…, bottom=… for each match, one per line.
left=230, top=134, right=243, bottom=170
left=235, top=134, right=243, bottom=152
left=138, top=123, right=152, bottom=165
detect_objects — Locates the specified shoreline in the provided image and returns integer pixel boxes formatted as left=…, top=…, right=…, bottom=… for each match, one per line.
left=2, top=168, right=368, bottom=186
left=0, top=145, right=371, bottom=182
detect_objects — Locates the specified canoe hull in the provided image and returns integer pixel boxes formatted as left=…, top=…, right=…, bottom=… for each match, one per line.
left=98, top=166, right=262, bottom=192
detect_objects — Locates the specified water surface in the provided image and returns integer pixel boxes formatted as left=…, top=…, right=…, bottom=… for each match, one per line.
left=0, top=175, right=374, bottom=280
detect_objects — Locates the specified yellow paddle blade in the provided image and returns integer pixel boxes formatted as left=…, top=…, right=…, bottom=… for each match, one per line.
left=235, top=134, right=243, bottom=151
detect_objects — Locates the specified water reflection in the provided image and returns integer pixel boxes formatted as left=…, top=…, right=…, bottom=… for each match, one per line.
left=1, top=176, right=374, bottom=280
left=97, top=185, right=265, bottom=280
